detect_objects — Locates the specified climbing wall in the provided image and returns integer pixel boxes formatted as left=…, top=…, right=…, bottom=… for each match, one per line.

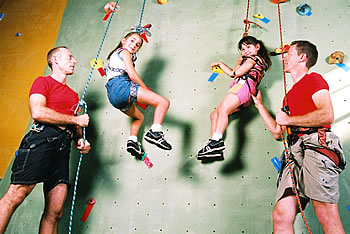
left=1, top=0, right=349, bottom=233
left=0, top=0, right=68, bottom=180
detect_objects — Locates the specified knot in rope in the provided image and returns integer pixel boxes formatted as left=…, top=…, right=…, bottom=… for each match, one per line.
left=243, top=19, right=262, bottom=37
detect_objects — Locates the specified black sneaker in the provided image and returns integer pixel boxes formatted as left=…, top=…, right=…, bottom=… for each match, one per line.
left=127, top=140, right=145, bottom=157
left=196, top=152, right=224, bottom=160
left=197, top=139, right=225, bottom=156
left=144, top=129, right=172, bottom=150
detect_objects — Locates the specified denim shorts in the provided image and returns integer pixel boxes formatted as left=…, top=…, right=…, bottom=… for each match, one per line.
left=11, top=123, right=73, bottom=194
left=105, top=75, right=139, bottom=111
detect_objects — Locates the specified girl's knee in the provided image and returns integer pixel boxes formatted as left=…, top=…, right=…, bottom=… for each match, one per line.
left=138, top=113, right=145, bottom=122
left=210, top=110, right=217, bottom=121
left=161, top=96, right=170, bottom=109
left=133, top=111, right=144, bottom=122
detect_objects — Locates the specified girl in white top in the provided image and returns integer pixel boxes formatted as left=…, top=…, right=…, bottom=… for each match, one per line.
left=105, top=32, right=172, bottom=157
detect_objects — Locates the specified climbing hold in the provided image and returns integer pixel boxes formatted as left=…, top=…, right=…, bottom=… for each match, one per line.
left=270, top=0, right=289, bottom=4
left=141, top=153, right=153, bottom=169
left=336, top=63, right=350, bottom=72
left=208, top=66, right=224, bottom=82
left=0, top=13, right=5, bottom=21
left=270, top=43, right=290, bottom=56
left=15, top=32, right=22, bottom=36
left=297, top=3, right=312, bottom=16
left=271, top=157, right=282, bottom=172
left=89, top=58, right=105, bottom=76
left=253, top=13, right=270, bottom=24
left=347, top=205, right=350, bottom=211
left=103, top=2, right=120, bottom=21
left=157, top=0, right=168, bottom=4
left=136, top=87, right=151, bottom=110
left=81, top=198, right=96, bottom=222
left=208, top=73, right=219, bottom=82
left=212, top=66, right=224, bottom=74
left=328, top=51, right=344, bottom=64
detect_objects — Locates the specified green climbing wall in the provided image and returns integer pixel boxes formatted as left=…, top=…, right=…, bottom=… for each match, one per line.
left=1, top=0, right=349, bottom=233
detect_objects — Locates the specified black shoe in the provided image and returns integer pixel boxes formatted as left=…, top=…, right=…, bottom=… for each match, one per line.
left=196, top=152, right=223, bottom=160
left=127, top=140, right=145, bottom=157
left=197, top=139, right=225, bottom=156
left=144, top=129, right=172, bottom=150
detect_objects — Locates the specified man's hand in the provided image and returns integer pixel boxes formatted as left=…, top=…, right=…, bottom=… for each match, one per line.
left=75, top=114, right=89, bottom=127
left=251, top=90, right=263, bottom=108
left=76, top=138, right=91, bottom=154
left=276, top=110, right=290, bottom=126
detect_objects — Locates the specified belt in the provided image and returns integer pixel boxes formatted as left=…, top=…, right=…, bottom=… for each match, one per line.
left=31, top=122, right=74, bottom=139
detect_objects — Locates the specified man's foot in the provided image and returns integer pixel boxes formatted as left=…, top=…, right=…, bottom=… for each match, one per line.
left=197, top=139, right=225, bottom=156
left=144, top=129, right=172, bottom=150
left=127, top=140, right=145, bottom=157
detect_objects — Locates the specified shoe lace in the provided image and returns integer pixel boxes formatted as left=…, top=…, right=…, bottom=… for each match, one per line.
left=159, top=131, right=171, bottom=142
left=200, top=140, right=211, bottom=149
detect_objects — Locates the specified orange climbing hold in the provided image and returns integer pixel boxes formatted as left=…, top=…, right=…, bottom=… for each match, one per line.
left=270, top=0, right=289, bottom=4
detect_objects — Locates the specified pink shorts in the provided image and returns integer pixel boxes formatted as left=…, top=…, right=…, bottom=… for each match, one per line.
left=229, top=79, right=256, bottom=107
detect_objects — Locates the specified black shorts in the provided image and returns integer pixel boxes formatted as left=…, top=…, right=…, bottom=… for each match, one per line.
left=11, top=123, right=73, bottom=194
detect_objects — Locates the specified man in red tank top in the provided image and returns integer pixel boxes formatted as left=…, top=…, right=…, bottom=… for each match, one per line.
left=252, top=41, right=345, bottom=233
left=0, top=46, right=91, bottom=233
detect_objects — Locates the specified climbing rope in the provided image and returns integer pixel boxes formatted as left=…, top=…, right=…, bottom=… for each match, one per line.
left=276, top=1, right=312, bottom=233
left=243, top=0, right=262, bottom=37
left=135, top=0, right=147, bottom=34
left=68, top=1, right=120, bottom=233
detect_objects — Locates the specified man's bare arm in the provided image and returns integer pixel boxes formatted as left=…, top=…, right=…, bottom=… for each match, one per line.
left=29, top=94, right=89, bottom=127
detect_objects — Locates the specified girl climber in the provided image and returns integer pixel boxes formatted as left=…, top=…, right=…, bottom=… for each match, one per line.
left=105, top=32, right=172, bottom=158
left=197, top=35, right=271, bottom=160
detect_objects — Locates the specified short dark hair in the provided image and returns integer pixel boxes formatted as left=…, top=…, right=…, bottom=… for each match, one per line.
left=47, top=46, right=68, bottom=70
left=290, top=40, right=318, bottom=69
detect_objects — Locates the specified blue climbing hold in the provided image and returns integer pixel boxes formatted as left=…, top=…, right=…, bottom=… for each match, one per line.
left=271, top=157, right=281, bottom=172
left=297, top=3, right=312, bottom=16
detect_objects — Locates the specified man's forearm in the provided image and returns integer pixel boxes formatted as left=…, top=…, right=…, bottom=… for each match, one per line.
left=31, top=106, right=78, bottom=126
left=255, top=104, right=282, bottom=139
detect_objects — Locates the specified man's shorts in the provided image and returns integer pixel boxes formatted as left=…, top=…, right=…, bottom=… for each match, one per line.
left=11, top=123, right=73, bottom=194
left=229, top=78, right=256, bottom=107
left=105, top=75, right=139, bottom=112
left=276, top=131, right=344, bottom=205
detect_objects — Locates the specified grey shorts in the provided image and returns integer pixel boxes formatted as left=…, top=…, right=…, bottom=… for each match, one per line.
left=276, top=131, right=345, bottom=204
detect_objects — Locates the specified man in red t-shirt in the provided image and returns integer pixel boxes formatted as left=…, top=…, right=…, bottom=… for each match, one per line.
left=252, top=41, right=345, bottom=233
left=0, top=46, right=91, bottom=233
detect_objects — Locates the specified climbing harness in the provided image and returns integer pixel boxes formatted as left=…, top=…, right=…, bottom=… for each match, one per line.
left=67, top=1, right=120, bottom=233
left=275, top=1, right=312, bottom=233
left=243, top=0, right=262, bottom=37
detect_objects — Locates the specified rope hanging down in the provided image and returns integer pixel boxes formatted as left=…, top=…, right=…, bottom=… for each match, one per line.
left=68, top=1, right=120, bottom=233
left=243, top=0, right=262, bottom=37
left=275, top=2, right=312, bottom=233
left=135, top=0, right=147, bottom=34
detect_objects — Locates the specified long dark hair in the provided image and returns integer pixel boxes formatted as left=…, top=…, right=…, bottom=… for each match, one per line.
left=107, top=32, right=143, bottom=60
left=238, top=36, right=271, bottom=70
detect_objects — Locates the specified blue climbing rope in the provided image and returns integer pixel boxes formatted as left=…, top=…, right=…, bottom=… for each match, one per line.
left=138, top=0, right=147, bottom=27
left=68, top=1, right=120, bottom=233
left=136, top=0, right=147, bottom=34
